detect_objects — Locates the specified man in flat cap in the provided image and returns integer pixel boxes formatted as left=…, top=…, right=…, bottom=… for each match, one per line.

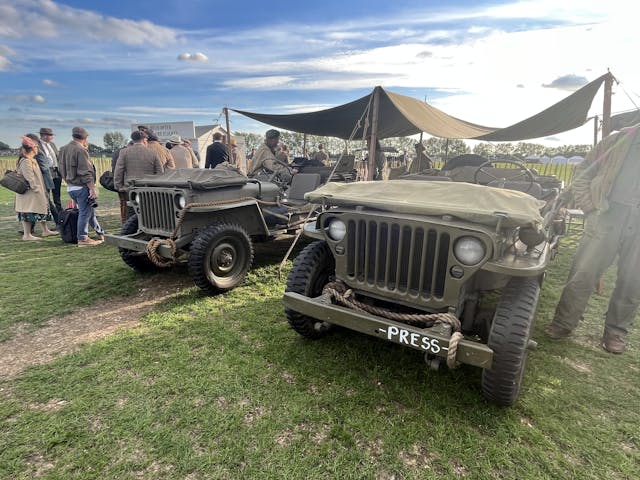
left=38, top=127, right=62, bottom=215
left=248, top=129, right=293, bottom=184
left=58, top=126, right=105, bottom=247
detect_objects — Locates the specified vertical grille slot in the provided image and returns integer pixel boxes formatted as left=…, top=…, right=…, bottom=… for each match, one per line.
left=345, top=217, right=450, bottom=300
left=137, top=191, right=176, bottom=233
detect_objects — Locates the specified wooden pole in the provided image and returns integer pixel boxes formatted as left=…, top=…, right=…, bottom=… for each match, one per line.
left=224, top=107, right=232, bottom=164
left=367, top=87, right=381, bottom=181
left=593, top=115, right=599, bottom=146
left=602, top=72, right=613, bottom=138
left=303, top=133, right=307, bottom=157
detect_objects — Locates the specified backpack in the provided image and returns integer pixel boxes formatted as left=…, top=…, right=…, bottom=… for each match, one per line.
left=58, top=208, right=78, bottom=244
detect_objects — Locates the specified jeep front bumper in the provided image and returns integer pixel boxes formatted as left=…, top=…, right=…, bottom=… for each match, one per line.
left=283, top=292, right=493, bottom=369
left=104, top=234, right=192, bottom=259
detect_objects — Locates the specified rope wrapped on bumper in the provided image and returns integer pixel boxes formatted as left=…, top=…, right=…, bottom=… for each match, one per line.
left=321, top=281, right=464, bottom=369
left=145, top=238, right=178, bottom=267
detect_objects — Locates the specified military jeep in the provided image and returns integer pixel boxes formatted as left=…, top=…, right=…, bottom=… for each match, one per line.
left=105, top=167, right=323, bottom=295
left=283, top=161, right=565, bottom=406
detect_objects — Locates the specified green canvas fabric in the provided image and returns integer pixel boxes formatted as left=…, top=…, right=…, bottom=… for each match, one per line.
left=232, top=74, right=607, bottom=142
left=305, top=180, right=545, bottom=229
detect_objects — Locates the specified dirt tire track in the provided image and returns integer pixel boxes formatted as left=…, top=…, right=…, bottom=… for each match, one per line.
left=0, top=275, right=193, bottom=378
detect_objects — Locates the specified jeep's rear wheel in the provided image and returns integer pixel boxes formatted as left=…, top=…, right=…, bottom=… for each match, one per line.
left=481, top=277, right=540, bottom=406
left=119, top=215, right=158, bottom=272
left=188, top=223, right=253, bottom=295
left=285, top=240, right=335, bottom=339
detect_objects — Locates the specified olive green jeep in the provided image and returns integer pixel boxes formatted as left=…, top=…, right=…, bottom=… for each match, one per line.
left=104, top=167, right=323, bottom=295
left=283, top=161, right=565, bottom=406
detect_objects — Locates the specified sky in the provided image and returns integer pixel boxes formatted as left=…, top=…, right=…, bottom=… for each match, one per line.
left=1, top=0, right=639, bottom=148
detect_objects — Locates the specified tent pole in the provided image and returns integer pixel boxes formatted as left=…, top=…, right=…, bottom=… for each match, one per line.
left=593, top=115, right=599, bottom=146
left=303, top=133, right=307, bottom=157
left=602, top=72, right=613, bottom=138
left=367, top=87, right=381, bottom=181
left=224, top=107, right=233, bottom=165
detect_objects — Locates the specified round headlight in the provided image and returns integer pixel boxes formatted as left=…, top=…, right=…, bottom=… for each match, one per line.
left=453, top=236, right=485, bottom=266
left=327, top=218, right=347, bottom=241
left=175, top=193, right=187, bottom=209
left=130, top=192, right=139, bottom=205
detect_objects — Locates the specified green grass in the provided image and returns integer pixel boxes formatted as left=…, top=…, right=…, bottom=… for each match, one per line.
left=0, top=183, right=638, bottom=479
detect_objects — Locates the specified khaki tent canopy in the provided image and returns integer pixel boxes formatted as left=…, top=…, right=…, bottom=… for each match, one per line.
left=233, top=74, right=608, bottom=141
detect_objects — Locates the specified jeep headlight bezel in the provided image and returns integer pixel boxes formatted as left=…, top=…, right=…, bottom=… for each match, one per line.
left=326, top=218, right=347, bottom=241
left=453, top=236, right=486, bottom=266
left=175, top=193, right=187, bottom=209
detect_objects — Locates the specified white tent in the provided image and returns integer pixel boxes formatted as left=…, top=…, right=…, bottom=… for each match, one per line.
left=568, top=155, right=585, bottom=164
left=551, top=155, right=568, bottom=164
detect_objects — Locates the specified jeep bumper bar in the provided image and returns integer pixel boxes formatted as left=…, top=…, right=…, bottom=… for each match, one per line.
left=104, top=234, right=191, bottom=258
left=283, top=292, right=493, bottom=369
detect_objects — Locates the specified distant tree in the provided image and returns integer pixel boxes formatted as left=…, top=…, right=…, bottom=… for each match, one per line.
left=0, top=141, right=10, bottom=151
left=472, top=143, right=495, bottom=158
left=88, top=143, right=105, bottom=156
left=103, top=131, right=126, bottom=153
left=423, top=137, right=469, bottom=160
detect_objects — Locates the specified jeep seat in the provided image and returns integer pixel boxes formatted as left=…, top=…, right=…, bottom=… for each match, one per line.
left=282, top=173, right=322, bottom=207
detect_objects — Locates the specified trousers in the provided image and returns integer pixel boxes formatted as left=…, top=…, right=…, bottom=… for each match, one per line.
left=553, top=203, right=640, bottom=336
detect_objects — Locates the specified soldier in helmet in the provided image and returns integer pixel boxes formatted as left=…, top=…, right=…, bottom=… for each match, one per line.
left=248, top=129, right=293, bottom=184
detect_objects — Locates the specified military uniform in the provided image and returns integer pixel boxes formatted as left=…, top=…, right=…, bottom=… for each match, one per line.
left=248, top=143, right=292, bottom=184
left=548, top=125, right=640, bottom=351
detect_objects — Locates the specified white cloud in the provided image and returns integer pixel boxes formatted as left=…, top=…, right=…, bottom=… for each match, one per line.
left=177, top=52, right=209, bottom=62
left=3, top=94, right=47, bottom=104
left=0, top=44, right=15, bottom=70
left=0, top=0, right=178, bottom=46
left=42, top=79, right=59, bottom=87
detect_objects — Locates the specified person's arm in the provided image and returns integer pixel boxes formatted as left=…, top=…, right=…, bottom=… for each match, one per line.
left=114, top=154, right=126, bottom=191
left=18, top=158, right=40, bottom=193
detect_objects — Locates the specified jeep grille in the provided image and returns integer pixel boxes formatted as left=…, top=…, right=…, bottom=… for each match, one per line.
left=137, top=190, right=176, bottom=234
left=345, top=218, right=450, bottom=299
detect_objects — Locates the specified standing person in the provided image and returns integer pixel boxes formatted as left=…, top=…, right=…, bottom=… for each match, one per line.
left=205, top=132, right=229, bottom=169
left=114, top=130, right=163, bottom=194
left=25, top=133, right=59, bottom=225
left=276, top=143, right=290, bottom=165
left=58, top=127, right=105, bottom=247
left=38, top=127, right=62, bottom=213
left=313, top=144, right=329, bottom=165
left=183, top=138, right=201, bottom=168
left=14, top=136, right=57, bottom=240
left=544, top=124, right=640, bottom=354
left=147, top=132, right=175, bottom=170
left=248, top=129, right=293, bottom=184
left=169, top=135, right=198, bottom=169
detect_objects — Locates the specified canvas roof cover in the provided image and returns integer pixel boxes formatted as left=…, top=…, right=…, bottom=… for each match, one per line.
left=305, top=180, right=545, bottom=229
left=233, top=74, right=608, bottom=141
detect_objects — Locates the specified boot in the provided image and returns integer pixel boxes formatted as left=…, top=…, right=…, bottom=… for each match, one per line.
left=22, top=221, right=41, bottom=241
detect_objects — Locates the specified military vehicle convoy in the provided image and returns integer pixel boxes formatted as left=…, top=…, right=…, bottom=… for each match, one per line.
left=104, top=167, right=325, bottom=295
left=283, top=161, right=565, bottom=405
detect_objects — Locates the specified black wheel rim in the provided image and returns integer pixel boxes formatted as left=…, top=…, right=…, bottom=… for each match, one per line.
left=206, top=236, right=246, bottom=285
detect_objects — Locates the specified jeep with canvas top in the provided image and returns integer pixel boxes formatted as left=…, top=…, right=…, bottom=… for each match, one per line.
left=104, top=166, right=325, bottom=295
left=283, top=161, right=565, bottom=405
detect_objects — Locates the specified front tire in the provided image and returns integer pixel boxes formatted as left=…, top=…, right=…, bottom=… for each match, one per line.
left=119, top=215, right=158, bottom=272
left=285, top=241, right=335, bottom=339
left=481, top=277, right=540, bottom=406
left=188, top=223, right=253, bottom=295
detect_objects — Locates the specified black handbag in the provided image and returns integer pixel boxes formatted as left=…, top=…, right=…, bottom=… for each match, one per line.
left=0, top=159, right=30, bottom=194
left=99, top=170, right=116, bottom=192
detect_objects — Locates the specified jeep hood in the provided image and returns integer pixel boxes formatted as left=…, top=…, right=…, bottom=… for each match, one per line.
left=130, top=167, right=248, bottom=190
left=306, top=180, right=545, bottom=229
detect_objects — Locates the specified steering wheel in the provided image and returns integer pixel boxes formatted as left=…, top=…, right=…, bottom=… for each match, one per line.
left=473, top=160, right=535, bottom=192
left=266, top=160, right=295, bottom=187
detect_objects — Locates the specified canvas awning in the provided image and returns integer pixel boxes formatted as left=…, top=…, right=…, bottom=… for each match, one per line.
left=233, top=74, right=609, bottom=142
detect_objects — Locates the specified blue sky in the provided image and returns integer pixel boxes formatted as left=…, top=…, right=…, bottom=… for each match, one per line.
left=1, top=0, right=637, bottom=147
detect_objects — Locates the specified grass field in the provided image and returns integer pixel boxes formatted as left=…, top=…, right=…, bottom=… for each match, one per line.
left=0, top=169, right=638, bottom=479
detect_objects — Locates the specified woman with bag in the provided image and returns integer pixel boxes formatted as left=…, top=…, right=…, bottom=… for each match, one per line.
left=15, top=136, right=57, bottom=241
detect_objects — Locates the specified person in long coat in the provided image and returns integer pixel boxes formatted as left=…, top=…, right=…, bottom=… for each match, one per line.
left=15, top=136, right=57, bottom=240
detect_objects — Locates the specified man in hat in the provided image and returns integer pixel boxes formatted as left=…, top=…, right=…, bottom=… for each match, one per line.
left=248, top=129, right=293, bottom=184
left=58, top=126, right=105, bottom=247
left=205, top=132, right=229, bottom=169
left=114, top=131, right=163, bottom=222
left=169, top=135, right=199, bottom=169
left=146, top=131, right=175, bottom=170
left=38, top=127, right=62, bottom=214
